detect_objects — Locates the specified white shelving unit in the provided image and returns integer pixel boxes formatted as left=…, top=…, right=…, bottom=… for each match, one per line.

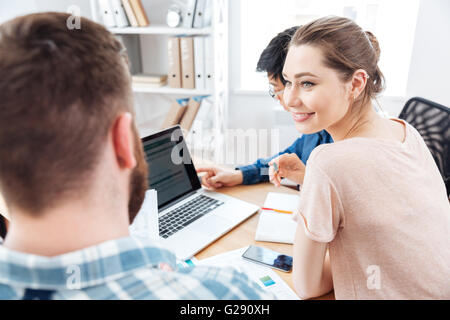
left=89, top=0, right=229, bottom=162
left=109, top=24, right=212, bottom=35
left=132, top=83, right=212, bottom=95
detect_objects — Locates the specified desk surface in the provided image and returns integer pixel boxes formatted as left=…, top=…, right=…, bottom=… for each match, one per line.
left=194, top=180, right=335, bottom=300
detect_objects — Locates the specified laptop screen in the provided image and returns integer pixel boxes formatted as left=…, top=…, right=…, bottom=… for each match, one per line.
left=141, top=126, right=201, bottom=210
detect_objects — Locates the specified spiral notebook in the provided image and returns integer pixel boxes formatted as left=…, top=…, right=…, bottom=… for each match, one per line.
left=255, top=192, right=300, bottom=244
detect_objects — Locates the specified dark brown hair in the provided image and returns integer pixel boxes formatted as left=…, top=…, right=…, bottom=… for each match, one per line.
left=256, top=26, right=299, bottom=85
left=0, top=12, right=133, bottom=213
left=290, top=16, right=385, bottom=107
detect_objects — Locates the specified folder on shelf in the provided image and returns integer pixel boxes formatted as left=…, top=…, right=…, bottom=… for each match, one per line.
left=203, top=0, right=212, bottom=27
left=129, top=0, right=150, bottom=27
left=121, top=0, right=139, bottom=27
left=168, top=37, right=182, bottom=88
left=193, top=36, right=206, bottom=90
left=193, top=0, right=206, bottom=28
left=161, top=98, right=189, bottom=129
left=180, top=37, right=195, bottom=89
left=189, top=97, right=213, bottom=134
left=132, top=73, right=168, bottom=87
left=180, top=96, right=207, bottom=131
left=99, top=0, right=117, bottom=27
left=186, top=97, right=214, bottom=154
left=204, top=36, right=214, bottom=90
left=183, top=0, right=198, bottom=28
left=110, top=0, right=129, bottom=27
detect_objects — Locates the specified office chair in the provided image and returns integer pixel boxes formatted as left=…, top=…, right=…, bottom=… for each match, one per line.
left=0, top=214, right=6, bottom=240
left=398, top=97, right=450, bottom=197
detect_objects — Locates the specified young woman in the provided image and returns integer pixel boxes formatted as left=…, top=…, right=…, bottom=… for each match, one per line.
left=270, top=16, right=450, bottom=299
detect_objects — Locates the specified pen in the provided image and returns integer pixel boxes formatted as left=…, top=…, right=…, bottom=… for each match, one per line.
left=261, top=207, right=292, bottom=214
left=273, top=162, right=279, bottom=173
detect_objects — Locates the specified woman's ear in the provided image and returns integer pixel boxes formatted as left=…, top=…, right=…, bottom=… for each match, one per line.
left=350, top=69, right=369, bottom=101
left=111, top=112, right=137, bottom=170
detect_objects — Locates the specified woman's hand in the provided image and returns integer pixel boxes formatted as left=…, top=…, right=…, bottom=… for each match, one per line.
left=269, top=153, right=306, bottom=187
left=196, top=166, right=244, bottom=189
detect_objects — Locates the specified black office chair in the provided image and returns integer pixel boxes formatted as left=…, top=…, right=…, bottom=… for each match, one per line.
left=398, top=97, right=450, bottom=197
left=0, top=214, right=6, bottom=240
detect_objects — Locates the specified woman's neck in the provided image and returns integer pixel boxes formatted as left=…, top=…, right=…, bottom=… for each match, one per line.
left=328, top=102, right=380, bottom=142
left=328, top=103, right=406, bottom=143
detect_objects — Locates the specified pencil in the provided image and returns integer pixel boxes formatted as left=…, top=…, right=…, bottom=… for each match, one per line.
left=261, top=207, right=292, bottom=214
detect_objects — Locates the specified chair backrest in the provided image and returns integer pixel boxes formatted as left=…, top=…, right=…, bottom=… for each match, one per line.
left=0, top=215, right=6, bottom=240
left=398, top=97, right=450, bottom=196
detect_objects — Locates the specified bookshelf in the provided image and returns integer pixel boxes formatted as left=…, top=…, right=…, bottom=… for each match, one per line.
left=109, top=24, right=213, bottom=35
left=132, top=83, right=212, bottom=95
left=89, top=0, right=229, bottom=162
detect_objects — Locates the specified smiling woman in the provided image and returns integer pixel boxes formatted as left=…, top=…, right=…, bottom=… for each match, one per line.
left=282, top=16, right=385, bottom=138
left=283, top=16, right=450, bottom=300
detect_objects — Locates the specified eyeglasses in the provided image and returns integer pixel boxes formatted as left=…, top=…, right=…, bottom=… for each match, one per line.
left=269, top=85, right=285, bottom=100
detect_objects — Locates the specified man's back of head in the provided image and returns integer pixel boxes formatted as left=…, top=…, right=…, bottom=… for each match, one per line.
left=0, top=12, right=134, bottom=215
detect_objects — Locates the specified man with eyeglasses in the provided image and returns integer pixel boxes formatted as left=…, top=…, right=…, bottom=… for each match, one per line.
left=197, top=26, right=333, bottom=189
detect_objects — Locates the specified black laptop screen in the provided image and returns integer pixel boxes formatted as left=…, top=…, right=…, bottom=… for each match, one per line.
left=141, top=126, right=201, bottom=210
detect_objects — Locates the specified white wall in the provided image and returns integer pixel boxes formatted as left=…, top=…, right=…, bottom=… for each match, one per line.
left=407, top=0, right=450, bottom=107
left=0, top=0, right=92, bottom=23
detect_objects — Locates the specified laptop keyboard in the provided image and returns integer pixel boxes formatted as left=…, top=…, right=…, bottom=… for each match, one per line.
left=159, top=195, right=224, bottom=239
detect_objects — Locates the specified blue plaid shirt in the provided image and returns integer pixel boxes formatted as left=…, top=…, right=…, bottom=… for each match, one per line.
left=0, top=237, right=275, bottom=300
left=237, top=130, right=333, bottom=185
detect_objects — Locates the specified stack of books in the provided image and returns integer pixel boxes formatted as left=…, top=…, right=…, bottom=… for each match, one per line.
left=99, top=0, right=150, bottom=28
left=132, top=74, right=168, bottom=87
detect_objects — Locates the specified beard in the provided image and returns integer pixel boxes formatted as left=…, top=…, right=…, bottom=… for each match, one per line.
left=127, top=127, right=149, bottom=224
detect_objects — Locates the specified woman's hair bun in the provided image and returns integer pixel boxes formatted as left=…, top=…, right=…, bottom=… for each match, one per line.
left=365, top=31, right=381, bottom=62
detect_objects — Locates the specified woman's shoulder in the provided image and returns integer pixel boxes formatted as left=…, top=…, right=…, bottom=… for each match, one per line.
left=307, top=138, right=377, bottom=173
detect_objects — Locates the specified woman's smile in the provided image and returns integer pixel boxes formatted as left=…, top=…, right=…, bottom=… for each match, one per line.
left=291, top=112, right=316, bottom=122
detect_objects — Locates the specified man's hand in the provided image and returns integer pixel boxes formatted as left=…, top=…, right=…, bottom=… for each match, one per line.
left=268, top=154, right=306, bottom=187
left=196, top=166, right=244, bottom=189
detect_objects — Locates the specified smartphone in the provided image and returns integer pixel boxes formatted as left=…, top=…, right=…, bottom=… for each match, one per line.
left=242, top=245, right=293, bottom=272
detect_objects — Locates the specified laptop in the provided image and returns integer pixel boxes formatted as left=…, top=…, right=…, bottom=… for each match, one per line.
left=142, top=126, right=259, bottom=260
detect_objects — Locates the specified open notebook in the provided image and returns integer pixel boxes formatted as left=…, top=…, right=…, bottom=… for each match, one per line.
left=255, top=192, right=300, bottom=244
